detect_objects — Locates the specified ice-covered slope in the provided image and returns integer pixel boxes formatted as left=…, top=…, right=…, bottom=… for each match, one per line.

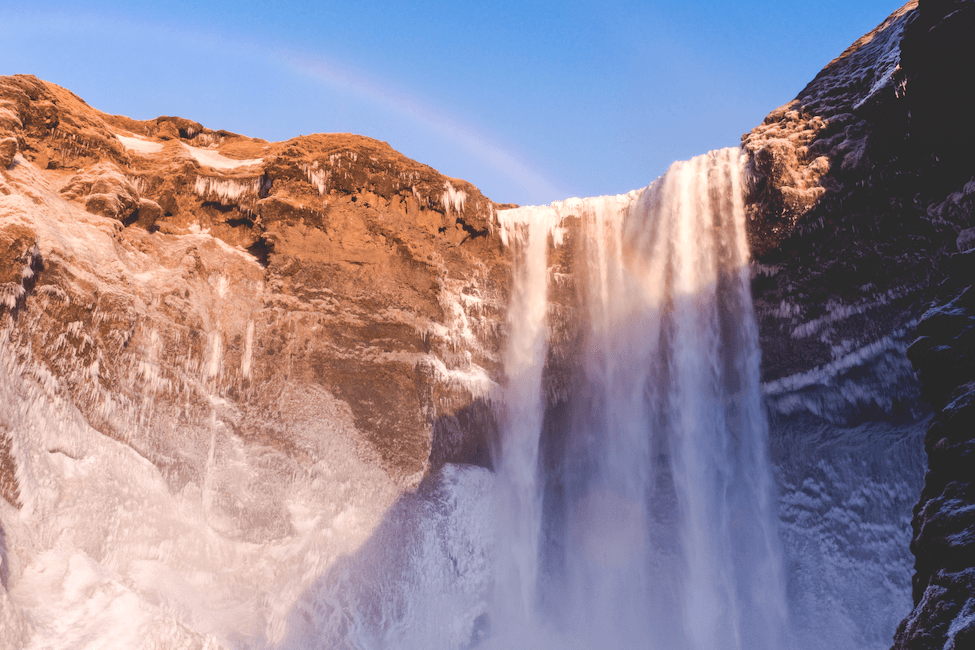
left=0, top=74, right=511, bottom=494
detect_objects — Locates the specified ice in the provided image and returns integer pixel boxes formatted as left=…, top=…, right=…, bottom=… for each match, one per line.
left=763, top=336, right=907, bottom=395
left=0, top=341, right=404, bottom=648
left=946, top=589, right=975, bottom=650
left=423, top=355, right=497, bottom=398
left=441, top=181, right=467, bottom=215
left=302, top=162, right=330, bottom=195
left=241, top=320, right=255, bottom=379
left=205, top=331, right=222, bottom=378
left=0, top=148, right=406, bottom=649
left=791, top=289, right=908, bottom=341
left=851, top=10, right=909, bottom=109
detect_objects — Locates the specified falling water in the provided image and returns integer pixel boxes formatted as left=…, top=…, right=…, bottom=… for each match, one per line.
left=491, top=147, right=789, bottom=649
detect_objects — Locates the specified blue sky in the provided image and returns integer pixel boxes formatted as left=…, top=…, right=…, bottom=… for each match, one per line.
left=1, top=1, right=902, bottom=205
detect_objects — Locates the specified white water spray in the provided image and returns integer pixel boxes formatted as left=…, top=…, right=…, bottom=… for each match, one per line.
left=491, top=147, right=789, bottom=649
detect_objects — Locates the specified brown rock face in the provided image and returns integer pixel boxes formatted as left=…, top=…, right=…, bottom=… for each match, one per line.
left=0, top=137, right=16, bottom=169
left=0, top=74, right=511, bottom=534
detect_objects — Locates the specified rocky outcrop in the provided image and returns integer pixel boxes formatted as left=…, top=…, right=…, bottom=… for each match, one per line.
left=741, top=3, right=975, bottom=646
left=744, top=0, right=974, bottom=418
left=893, top=238, right=975, bottom=649
left=0, top=73, right=512, bottom=536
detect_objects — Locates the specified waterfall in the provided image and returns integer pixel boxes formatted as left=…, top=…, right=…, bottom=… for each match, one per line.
left=491, top=147, right=789, bottom=649
left=3, top=143, right=920, bottom=650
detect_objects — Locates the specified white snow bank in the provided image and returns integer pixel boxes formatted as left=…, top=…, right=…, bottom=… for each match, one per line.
left=762, top=336, right=907, bottom=396
left=180, top=143, right=263, bottom=170
left=114, top=133, right=163, bottom=154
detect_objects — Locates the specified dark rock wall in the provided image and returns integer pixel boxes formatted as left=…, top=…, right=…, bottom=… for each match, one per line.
left=893, top=247, right=975, bottom=649
left=742, top=2, right=975, bottom=647
left=743, top=0, right=971, bottom=395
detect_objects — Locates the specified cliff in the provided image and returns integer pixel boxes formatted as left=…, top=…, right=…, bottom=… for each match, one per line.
left=0, top=1, right=973, bottom=646
left=0, top=73, right=509, bottom=528
left=743, top=0, right=973, bottom=415
left=894, top=250, right=975, bottom=649
left=741, top=1, right=975, bottom=647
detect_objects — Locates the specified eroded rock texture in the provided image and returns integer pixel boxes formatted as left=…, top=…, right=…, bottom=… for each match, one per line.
left=0, top=74, right=510, bottom=535
left=894, top=243, right=975, bottom=649
left=745, top=0, right=974, bottom=401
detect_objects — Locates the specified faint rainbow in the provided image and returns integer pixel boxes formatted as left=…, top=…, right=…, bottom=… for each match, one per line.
left=275, top=52, right=568, bottom=203
left=3, top=9, right=567, bottom=204
left=11, top=6, right=567, bottom=202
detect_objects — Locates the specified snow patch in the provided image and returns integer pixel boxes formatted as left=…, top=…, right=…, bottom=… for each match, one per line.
left=852, top=13, right=909, bottom=109
left=946, top=590, right=975, bottom=650
left=181, top=143, right=262, bottom=170
left=114, top=133, right=164, bottom=154
left=423, top=355, right=497, bottom=399
left=791, top=289, right=908, bottom=341
left=763, top=336, right=907, bottom=395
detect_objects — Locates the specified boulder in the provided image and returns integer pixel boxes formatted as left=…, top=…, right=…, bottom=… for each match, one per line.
left=0, top=137, right=16, bottom=168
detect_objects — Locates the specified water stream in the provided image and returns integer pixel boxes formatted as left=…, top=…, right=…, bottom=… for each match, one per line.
left=491, top=147, right=788, bottom=649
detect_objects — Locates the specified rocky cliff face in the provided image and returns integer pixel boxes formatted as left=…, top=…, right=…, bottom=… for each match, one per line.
left=743, top=0, right=966, bottom=402
left=741, top=1, right=975, bottom=647
left=0, top=73, right=510, bottom=532
left=0, top=73, right=523, bottom=646
left=894, top=248, right=975, bottom=649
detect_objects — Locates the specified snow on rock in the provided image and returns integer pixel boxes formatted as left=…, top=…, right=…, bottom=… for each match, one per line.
left=180, top=143, right=262, bottom=170
left=958, top=226, right=975, bottom=252
left=848, top=11, right=911, bottom=110
left=0, top=72, right=515, bottom=648
left=114, top=133, right=163, bottom=155
left=742, top=2, right=919, bottom=259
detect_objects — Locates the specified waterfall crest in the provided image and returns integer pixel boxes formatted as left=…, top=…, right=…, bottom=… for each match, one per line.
left=491, top=147, right=789, bottom=649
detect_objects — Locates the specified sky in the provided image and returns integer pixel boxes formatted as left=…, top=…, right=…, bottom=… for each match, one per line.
left=0, top=0, right=904, bottom=206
